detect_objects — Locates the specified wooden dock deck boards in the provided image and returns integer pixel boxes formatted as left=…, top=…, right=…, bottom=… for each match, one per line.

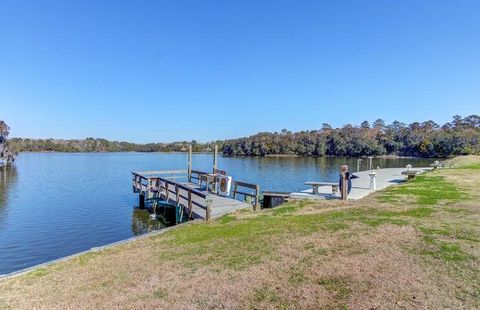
left=175, top=182, right=251, bottom=218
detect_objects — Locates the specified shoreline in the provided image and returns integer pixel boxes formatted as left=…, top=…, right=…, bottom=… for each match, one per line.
left=0, top=221, right=193, bottom=279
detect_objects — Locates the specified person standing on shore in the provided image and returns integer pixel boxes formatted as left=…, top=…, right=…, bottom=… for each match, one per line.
left=339, top=165, right=352, bottom=196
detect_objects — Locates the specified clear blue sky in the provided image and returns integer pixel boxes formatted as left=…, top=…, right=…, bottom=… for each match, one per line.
left=1, top=0, right=479, bottom=143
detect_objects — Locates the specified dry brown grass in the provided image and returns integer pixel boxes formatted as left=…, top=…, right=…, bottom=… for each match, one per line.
left=1, top=156, right=479, bottom=309
left=443, top=155, right=480, bottom=168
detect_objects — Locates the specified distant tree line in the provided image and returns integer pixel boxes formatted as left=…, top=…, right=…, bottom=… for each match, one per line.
left=222, top=115, right=480, bottom=158
left=5, top=115, right=480, bottom=158
left=8, top=137, right=219, bottom=153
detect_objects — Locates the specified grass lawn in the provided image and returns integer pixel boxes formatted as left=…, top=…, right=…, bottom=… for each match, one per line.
left=1, top=156, right=479, bottom=309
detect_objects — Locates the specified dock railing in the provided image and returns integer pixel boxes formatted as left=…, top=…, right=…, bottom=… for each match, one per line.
left=232, top=180, right=260, bottom=211
left=189, top=169, right=209, bottom=184
left=132, top=171, right=213, bottom=220
left=133, top=170, right=262, bottom=219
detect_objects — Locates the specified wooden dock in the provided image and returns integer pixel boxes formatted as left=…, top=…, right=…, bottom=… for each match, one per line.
left=132, top=169, right=260, bottom=220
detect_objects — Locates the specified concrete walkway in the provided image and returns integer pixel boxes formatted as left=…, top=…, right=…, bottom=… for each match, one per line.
left=290, top=167, right=432, bottom=201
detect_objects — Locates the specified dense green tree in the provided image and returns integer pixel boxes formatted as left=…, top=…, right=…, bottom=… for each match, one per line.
left=0, top=121, right=10, bottom=137
left=4, top=115, right=480, bottom=158
left=221, top=115, right=479, bottom=158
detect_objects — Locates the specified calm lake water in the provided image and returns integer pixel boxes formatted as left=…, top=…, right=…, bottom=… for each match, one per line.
left=0, top=152, right=435, bottom=275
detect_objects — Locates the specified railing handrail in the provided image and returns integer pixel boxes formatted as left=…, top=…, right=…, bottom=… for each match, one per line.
left=133, top=170, right=188, bottom=176
left=233, top=180, right=258, bottom=190
left=232, top=180, right=260, bottom=211
left=132, top=171, right=212, bottom=219
left=189, top=169, right=209, bottom=183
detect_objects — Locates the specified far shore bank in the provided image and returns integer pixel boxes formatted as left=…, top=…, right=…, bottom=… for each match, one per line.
left=13, top=151, right=445, bottom=160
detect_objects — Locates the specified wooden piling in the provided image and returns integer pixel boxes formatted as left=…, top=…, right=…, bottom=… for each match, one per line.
left=165, top=182, right=169, bottom=202
left=205, top=197, right=213, bottom=221
left=188, top=190, right=193, bottom=219
left=254, top=184, right=260, bottom=211
left=188, top=145, right=192, bottom=182
left=175, top=184, right=180, bottom=206
left=213, top=144, right=218, bottom=174
left=139, top=193, right=145, bottom=209
left=340, top=165, right=348, bottom=201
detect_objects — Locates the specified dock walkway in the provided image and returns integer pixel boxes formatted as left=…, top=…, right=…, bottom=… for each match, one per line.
left=295, top=167, right=432, bottom=201
left=175, top=181, right=251, bottom=218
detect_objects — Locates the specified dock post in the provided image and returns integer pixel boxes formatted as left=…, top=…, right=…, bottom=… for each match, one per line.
left=357, top=159, right=362, bottom=173
left=254, top=185, right=260, bottom=211
left=206, top=206, right=211, bottom=221
left=369, top=171, right=377, bottom=191
left=368, top=156, right=374, bottom=171
left=139, top=193, right=145, bottom=209
left=340, top=166, right=348, bottom=201
left=188, top=145, right=192, bottom=182
left=205, top=197, right=213, bottom=221
left=212, top=144, right=218, bottom=173
left=188, top=191, right=193, bottom=219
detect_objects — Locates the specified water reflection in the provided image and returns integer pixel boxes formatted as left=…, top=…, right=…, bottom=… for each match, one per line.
left=131, top=208, right=167, bottom=236
left=0, top=165, right=17, bottom=228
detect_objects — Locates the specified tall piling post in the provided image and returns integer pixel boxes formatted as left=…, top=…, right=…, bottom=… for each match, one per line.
left=357, top=159, right=363, bottom=173
left=368, top=156, right=374, bottom=171
left=213, top=144, right=218, bottom=173
left=188, top=144, right=192, bottom=182
left=254, top=184, right=260, bottom=211
left=340, top=165, right=348, bottom=201
left=139, top=193, right=145, bottom=209
left=205, top=197, right=213, bottom=221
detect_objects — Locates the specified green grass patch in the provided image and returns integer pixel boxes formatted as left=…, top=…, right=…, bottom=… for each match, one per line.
left=377, top=207, right=435, bottom=218
left=455, top=163, right=480, bottom=170
left=360, top=217, right=409, bottom=227
left=218, top=214, right=236, bottom=224
left=323, top=222, right=350, bottom=231
left=251, top=286, right=291, bottom=309
left=318, top=276, right=351, bottom=300
left=72, top=251, right=101, bottom=266
left=420, top=225, right=479, bottom=243
left=272, top=205, right=296, bottom=215
left=420, top=235, right=473, bottom=262
left=153, top=289, right=167, bottom=299
left=419, top=226, right=450, bottom=236
left=99, top=280, right=113, bottom=288
left=159, top=204, right=440, bottom=268
left=377, top=175, right=464, bottom=206
left=428, top=242, right=472, bottom=262
left=27, top=267, right=49, bottom=278
left=289, top=271, right=306, bottom=284
left=271, top=200, right=312, bottom=216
